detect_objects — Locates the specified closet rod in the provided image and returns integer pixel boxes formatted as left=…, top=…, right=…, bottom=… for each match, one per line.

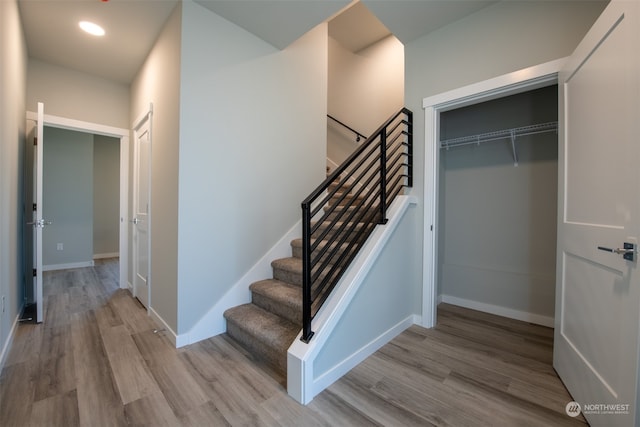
left=440, top=121, right=558, bottom=150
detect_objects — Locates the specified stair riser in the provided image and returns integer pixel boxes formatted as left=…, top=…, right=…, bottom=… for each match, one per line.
left=226, top=319, right=287, bottom=373
left=329, top=197, right=366, bottom=208
left=271, top=264, right=336, bottom=290
left=312, top=225, right=365, bottom=242
left=252, top=292, right=301, bottom=324
left=328, top=183, right=353, bottom=194
left=273, top=267, right=302, bottom=287
left=324, top=208, right=380, bottom=222
left=292, top=240, right=364, bottom=265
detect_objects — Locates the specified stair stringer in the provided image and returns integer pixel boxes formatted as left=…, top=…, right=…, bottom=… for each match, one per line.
left=175, top=220, right=302, bottom=347
left=287, top=195, right=421, bottom=404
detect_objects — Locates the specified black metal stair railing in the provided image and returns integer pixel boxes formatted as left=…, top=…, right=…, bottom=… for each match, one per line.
left=328, top=114, right=367, bottom=142
left=301, top=108, right=413, bottom=342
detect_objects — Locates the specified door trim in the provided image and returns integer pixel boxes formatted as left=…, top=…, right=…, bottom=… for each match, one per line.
left=420, top=57, right=566, bottom=328
left=26, top=111, right=130, bottom=290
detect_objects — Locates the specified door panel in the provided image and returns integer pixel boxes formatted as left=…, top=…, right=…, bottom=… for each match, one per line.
left=565, top=15, right=633, bottom=226
left=133, top=114, right=151, bottom=309
left=555, top=2, right=640, bottom=426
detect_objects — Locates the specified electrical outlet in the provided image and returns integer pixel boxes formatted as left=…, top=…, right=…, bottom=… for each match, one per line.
left=57, top=243, right=63, bottom=251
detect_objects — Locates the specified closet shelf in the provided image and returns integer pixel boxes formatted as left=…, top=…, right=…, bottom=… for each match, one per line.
left=440, top=121, right=558, bottom=167
left=440, top=121, right=558, bottom=149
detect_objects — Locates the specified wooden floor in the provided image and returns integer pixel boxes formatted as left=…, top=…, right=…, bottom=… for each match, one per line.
left=0, top=259, right=586, bottom=426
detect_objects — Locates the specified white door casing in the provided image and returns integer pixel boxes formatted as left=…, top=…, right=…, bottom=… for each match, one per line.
left=132, top=107, right=152, bottom=309
left=554, top=2, right=640, bottom=426
left=34, top=102, right=45, bottom=323
left=24, top=110, right=130, bottom=295
left=421, top=60, right=564, bottom=328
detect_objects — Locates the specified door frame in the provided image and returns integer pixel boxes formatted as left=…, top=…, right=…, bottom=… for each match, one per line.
left=26, top=111, right=130, bottom=290
left=420, top=57, right=566, bottom=328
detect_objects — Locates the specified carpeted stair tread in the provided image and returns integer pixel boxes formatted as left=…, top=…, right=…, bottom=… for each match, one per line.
left=271, top=256, right=334, bottom=286
left=224, top=303, right=299, bottom=373
left=271, top=256, right=302, bottom=272
left=311, top=219, right=368, bottom=241
left=271, top=257, right=303, bottom=285
left=290, top=238, right=354, bottom=260
left=250, top=279, right=302, bottom=324
left=328, top=181, right=353, bottom=193
left=323, top=203, right=380, bottom=220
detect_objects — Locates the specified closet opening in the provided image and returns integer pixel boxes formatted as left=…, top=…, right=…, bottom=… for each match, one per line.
left=436, top=84, right=558, bottom=327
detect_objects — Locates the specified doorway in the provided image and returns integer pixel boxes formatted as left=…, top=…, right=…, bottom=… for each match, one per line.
left=39, top=127, right=120, bottom=272
left=437, top=85, right=558, bottom=327
left=24, top=110, right=129, bottom=321
left=421, top=58, right=565, bottom=328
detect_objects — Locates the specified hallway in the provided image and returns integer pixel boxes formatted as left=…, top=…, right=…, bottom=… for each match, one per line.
left=0, top=259, right=584, bottom=426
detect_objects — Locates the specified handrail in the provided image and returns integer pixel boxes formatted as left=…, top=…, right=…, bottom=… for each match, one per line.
left=301, top=108, right=413, bottom=342
left=327, top=114, right=367, bottom=142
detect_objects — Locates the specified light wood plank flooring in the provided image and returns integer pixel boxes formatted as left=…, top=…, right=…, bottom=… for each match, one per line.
left=1, top=259, right=586, bottom=426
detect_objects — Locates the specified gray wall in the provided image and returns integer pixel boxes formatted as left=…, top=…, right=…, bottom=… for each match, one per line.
left=0, top=0, right=28, bottom=365
left=26, top=59, right=130, bottom=129
left=42, top=129, right=120, bottom=268
left=176, top=0, right=328, bottom=334
left=404, top=0, right=607, bottom=317
left=93, top=135, right=120, bottom=257
left=314, top=203, right=422, bottom=374
left=43, top=127, right=94, bottom=267
left=438, top=86, right=558, bottom=318
left=130, top=3, right=182, bottom=331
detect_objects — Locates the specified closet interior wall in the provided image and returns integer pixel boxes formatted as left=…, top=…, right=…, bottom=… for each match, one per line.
left=438, top=85, right=558, bottom=324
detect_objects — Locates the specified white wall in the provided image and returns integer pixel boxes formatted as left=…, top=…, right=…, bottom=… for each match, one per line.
left=42, top=127, right=94, bottom=268
left=93, top=135, right=120, bottom=257
left=130, top=4, right=182, bottom=333
left=327, top=35, right=404, bottom=165
left=404, top=0, right=607, bottom=313
left=26, top=59, right=130, bottom=129
left=176, top=0, right=327, bottom=335
left=0, top=0, right=28, bottom=367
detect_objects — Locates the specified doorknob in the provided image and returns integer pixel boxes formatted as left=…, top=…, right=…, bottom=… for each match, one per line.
left=597, top=242, right=637, bottom=261
left=26, top=219, right=53, bottom=228
left=130, top=218, right=140, bottom=225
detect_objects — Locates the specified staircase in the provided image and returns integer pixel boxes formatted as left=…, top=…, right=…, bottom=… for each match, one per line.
left=223, top=172, right=356, bottom=375
left=224, top=108, right=412, bottom=377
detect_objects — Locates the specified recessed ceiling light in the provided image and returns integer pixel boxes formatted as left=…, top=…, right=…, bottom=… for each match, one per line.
left=79, top=21, right=105, bottom=37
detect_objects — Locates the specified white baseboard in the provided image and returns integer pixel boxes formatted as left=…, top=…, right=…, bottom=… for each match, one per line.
left=175, top=220, right=302, bottom=347
left=311, top=314, right=418, bottom=399
left=326, top=157, right=339, bottom=173
left=93, top=252, right=119, bottom=260
left=287, top=196, right=418, bottom=404
left=43, top=261, right=95, bottom=271
left=0, top=308, right=24, bottom=372
left=149, top=306, right=180, bottom=347
left=439, top=294, right=554, bottom=328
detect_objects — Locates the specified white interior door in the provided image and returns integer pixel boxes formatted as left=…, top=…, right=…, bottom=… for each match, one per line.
left=33, top=103, right=47, bottom=323
left=133, top=113, right=151, bottom=308
left=554, top=2, right=640, bottom=426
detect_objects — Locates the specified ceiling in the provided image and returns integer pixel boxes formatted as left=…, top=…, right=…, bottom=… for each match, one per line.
left=18, top=0, right=498, bottom=84
left=19, top=0, right=179, bottom=84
